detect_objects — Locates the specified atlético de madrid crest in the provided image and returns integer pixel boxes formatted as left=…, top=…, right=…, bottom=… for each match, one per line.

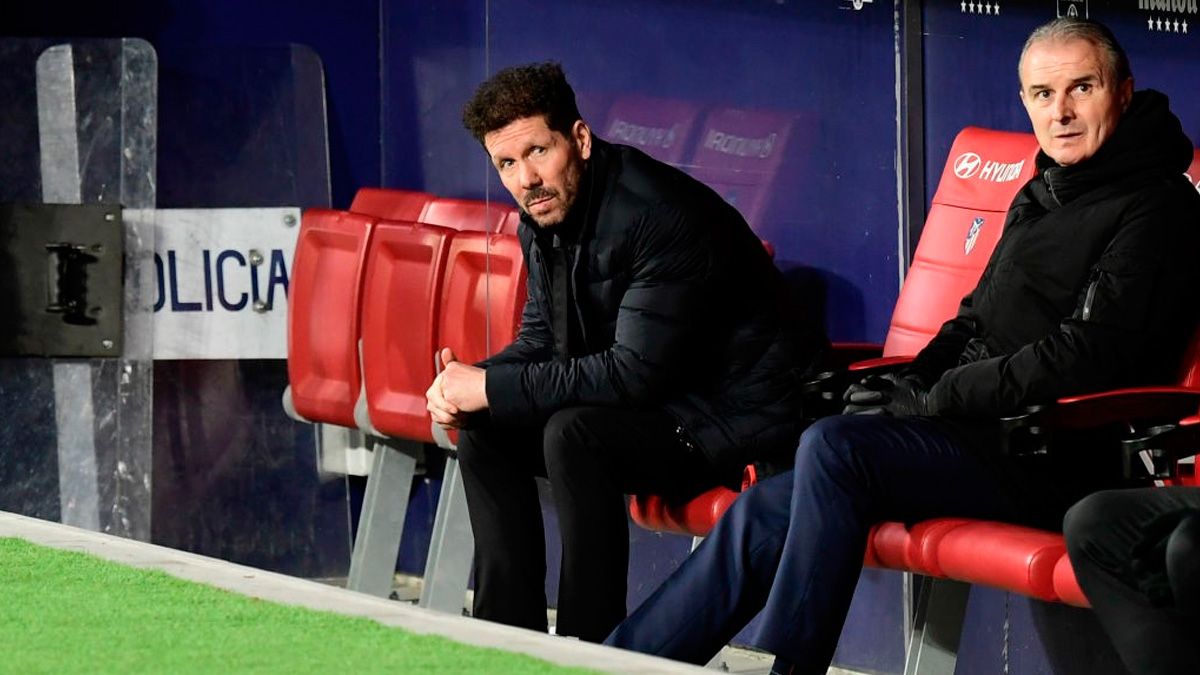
left=965, top=216, right=984, bottom=254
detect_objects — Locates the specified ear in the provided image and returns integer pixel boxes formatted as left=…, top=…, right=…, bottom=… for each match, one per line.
left=1118, top=77, right=1134, bottom=112
left=572, top=120, right=593, bottom=160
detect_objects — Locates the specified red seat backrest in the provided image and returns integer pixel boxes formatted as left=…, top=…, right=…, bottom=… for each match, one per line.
left=359, top=220, right=455, bottom=441
left=438, top=232, right=527, bottom=366
left=883, top=127, right=1041, bottom=357
left=600, top=94, right=701, bottom=165
left=419, top=197, right=520, bottom=234
left=287, top=209, right=376, bottom=427
left=1184, top=149, right=1200, bottom=195
left=349, top=187, right=433, bottom=221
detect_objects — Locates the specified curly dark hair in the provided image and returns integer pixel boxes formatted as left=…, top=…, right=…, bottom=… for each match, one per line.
left=462, top=62, right=582, bottom=145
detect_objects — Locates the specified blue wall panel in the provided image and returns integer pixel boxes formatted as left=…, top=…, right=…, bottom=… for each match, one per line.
left=383, top=0, right=903, bottom=344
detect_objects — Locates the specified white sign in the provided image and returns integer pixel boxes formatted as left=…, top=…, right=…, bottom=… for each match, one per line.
left=152, top=208, right=299, bottom=359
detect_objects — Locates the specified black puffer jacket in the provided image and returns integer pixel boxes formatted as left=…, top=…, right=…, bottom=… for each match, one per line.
left=906, top=90, right=1200, bottom=419
left=482, top=138, right=826, bottom=475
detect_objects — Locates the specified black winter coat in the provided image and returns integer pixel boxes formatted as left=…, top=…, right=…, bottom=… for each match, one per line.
left=906, top=90, right=1200, bottom=423
left=482, top=139, right=826, bottom=475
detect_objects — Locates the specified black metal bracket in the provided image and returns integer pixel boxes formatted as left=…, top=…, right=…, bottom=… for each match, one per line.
left=0, top=202, right=124, bottom=357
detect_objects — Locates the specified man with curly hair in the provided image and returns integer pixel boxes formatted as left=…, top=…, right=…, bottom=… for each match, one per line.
left=426, top=62, right=825, bottom=641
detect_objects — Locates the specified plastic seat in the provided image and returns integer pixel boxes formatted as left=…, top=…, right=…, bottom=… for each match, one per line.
left=349, top=187, right=434, bottom=221
left=285, top=209, right=376, bottom=428
left=419, top=197, right=520, bottom=234
left=438, top=232, right=527, bottom=365
left=358, top=220, right=455, bottom=441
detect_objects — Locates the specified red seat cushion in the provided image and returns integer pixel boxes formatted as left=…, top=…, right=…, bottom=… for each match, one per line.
left=934, top=521, right=1067, bottom=602
left=1052, top=555, right=1090, bottom=608
left=628, top=486, right=740, bottom=537
left=866, top=518, right=976, bottom=577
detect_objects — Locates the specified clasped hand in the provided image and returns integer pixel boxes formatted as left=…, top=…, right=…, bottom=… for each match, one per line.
left=426, top=347, right=489, bottom=429
left=842, top=373, right=930, bottom=417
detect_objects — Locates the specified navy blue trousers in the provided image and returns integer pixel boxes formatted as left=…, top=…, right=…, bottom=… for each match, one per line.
left=605, top=414, right=1064, bottom=673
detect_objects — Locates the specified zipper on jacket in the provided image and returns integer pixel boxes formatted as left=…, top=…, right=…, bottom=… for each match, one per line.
left=1080, top=272, right=1100, bottom=321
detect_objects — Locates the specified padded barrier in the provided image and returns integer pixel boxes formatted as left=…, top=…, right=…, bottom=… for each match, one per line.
left=286, top=209, right=376, bottom=428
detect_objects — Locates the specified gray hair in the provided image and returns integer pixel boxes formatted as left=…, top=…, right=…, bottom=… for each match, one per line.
left=1019, top=18, right=1132, bottom=86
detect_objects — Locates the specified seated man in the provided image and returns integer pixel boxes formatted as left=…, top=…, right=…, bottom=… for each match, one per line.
left=1065, top=487, right=1200, bottom=675
left=605, top=18, right=1200, bottom=674
left=426, top=62, right=826, bottom=642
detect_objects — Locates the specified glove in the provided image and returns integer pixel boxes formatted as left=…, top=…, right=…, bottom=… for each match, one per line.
left=842, top=373, right=930, bottom=417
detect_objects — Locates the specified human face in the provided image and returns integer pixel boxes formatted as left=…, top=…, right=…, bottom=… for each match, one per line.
left=484, top=116, right=592, bottom=227
left=1019, top=38, right=1133, bottom=167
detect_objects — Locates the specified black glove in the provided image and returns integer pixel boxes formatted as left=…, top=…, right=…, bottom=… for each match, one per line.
left=842, top=373, right=930, bottom=417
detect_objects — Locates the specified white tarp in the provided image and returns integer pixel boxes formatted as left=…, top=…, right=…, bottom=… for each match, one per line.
left=152, top=208, right=299, bottom=359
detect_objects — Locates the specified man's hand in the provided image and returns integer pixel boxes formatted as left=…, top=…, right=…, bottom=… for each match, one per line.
left=426, top=348, right=489, bottom=429
left=842, top=373, right=930, bottom=417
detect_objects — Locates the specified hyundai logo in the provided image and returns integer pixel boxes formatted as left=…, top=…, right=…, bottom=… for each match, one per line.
left=954, top=152, right=982, bottom=179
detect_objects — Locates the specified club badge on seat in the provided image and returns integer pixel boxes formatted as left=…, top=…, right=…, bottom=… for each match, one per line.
left=965, top=216, right=984, bottom=255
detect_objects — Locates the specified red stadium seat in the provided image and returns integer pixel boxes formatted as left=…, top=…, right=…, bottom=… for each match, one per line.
left=349, top=187, right=434, bottom=221
left=430, top=232, right=527, bottom=449
left=358, top=220, right=455, bottom=441
left=285, top=209, right=376, bottom=428
left=438, top=232, right=527, bottom=366
left=630, top=126, right=1041, bottom=537
left=419, top=197, right=520, bottom=234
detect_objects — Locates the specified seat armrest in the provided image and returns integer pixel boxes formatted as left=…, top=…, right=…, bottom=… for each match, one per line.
left=826, top=342, right=885, bottom=369
left=1000, top=387, right=1200, bottom=460
left=800, top=352, right=914, bottom=419
left=1002, top=387, right=1200, bottom=431
left=846, top=355, right=915, bottom=372
left=1121, top=414, right=1200, bottom=479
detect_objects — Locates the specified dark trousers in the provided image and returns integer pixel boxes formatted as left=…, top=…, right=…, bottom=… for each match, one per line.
left=605, top=414, right=1065, bottom=673
left=1064, top=487, right=1200, bottom=675
left=456, top=405, right=721, bottom=642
